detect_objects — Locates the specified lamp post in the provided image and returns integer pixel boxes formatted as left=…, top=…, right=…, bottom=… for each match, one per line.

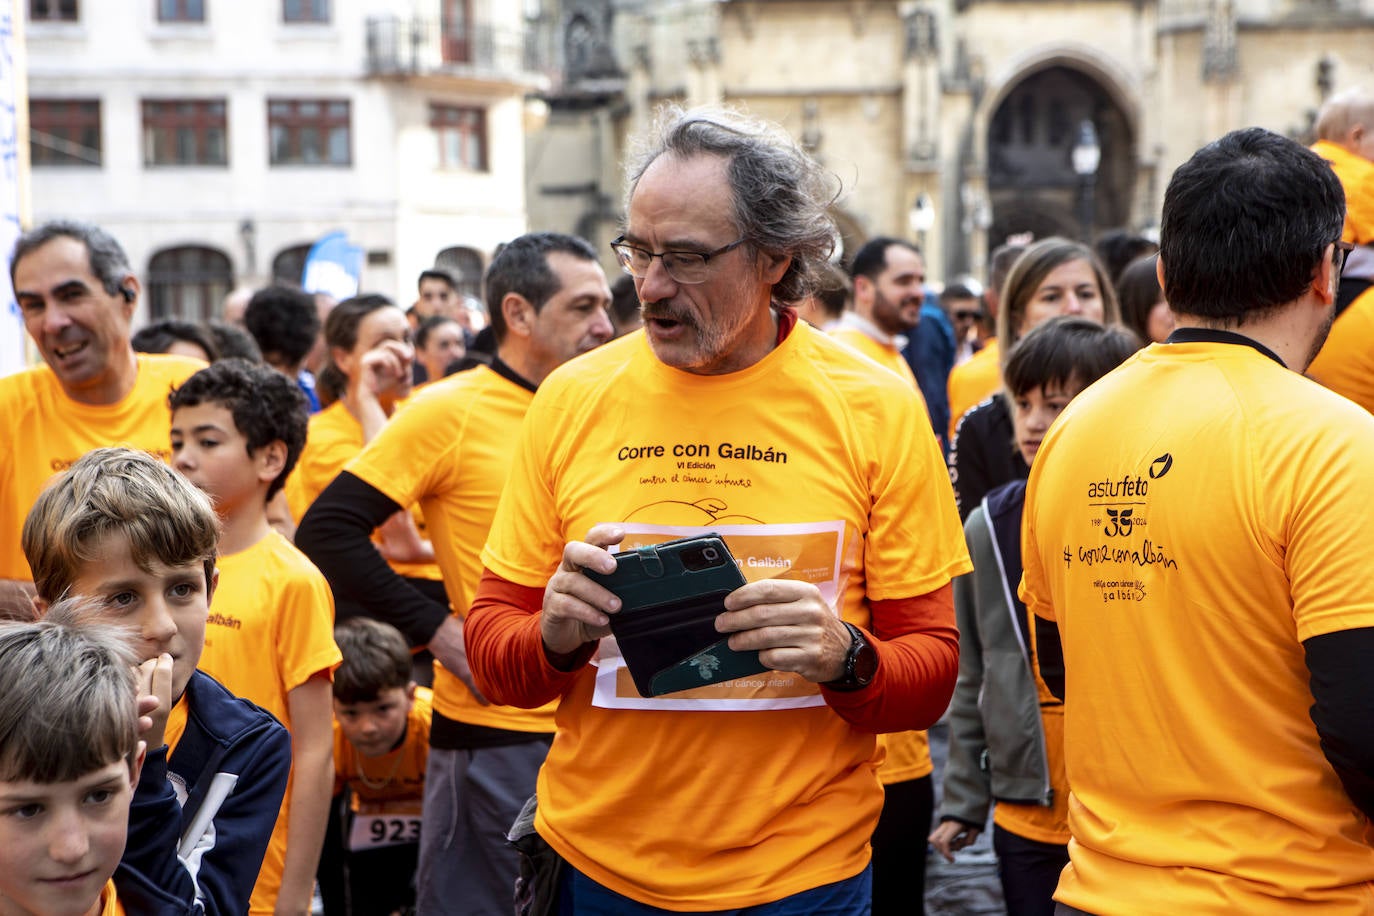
left=239, top=218, right=257, bottom=278
left=1071, top=120, right=1100, bottom=243
left=908, top=192, right=935, bottom=253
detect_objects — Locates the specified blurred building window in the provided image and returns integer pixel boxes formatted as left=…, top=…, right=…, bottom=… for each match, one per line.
left=272, top=244, right=312, bottom=286
left=158, top=0, right=204, bottom=22
left=431, top=104, right=487, bottom=171
left=30, top=99, right=101, bottom=166
left=283, top=0, right=329, bottom=22
left=30, top=0, right=77, bottom=21
left=269, top=99, right=352, bottom=166
left=142, top=99, right=228, bottom=166
left=148, top=246, right=234, bottom=322
left=435, top=246, right=484, bottom=299
left=441, top=0, right=472, bottom=63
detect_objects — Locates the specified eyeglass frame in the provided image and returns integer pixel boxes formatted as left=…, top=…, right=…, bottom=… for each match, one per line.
left=609, top=235, right=749, bottom=284
left=1333, top=239, right=1354, bottom=278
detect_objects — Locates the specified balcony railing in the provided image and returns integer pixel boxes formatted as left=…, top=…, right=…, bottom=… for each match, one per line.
left=365, top=16, right=551, bottom=83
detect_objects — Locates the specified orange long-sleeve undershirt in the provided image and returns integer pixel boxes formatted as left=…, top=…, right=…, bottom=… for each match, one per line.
left=464, top=569, right=958, bottom=734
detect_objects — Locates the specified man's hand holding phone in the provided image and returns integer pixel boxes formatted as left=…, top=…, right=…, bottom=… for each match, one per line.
left=541, top=523, right=626, bottom=656
left=715, top=579, right=852, bottom=684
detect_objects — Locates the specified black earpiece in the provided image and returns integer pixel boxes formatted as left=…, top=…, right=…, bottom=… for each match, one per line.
left=120, top=286, right=135, bottom=303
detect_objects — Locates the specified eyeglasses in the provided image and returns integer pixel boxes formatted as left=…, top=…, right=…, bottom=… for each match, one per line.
left=953, top=310, right=985, bottom=322
left=1334, top=239, right=1354, bottom=278
left=610, top=236, right=749, bottom=285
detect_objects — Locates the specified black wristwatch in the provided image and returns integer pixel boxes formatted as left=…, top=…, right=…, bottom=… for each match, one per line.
left=823, top=621, right=878, bottom=691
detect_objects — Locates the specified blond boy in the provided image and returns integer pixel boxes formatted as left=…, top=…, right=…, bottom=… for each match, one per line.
left=21, top=447, right=291, bottom=914
left=168, top=359, right=341, bottom=915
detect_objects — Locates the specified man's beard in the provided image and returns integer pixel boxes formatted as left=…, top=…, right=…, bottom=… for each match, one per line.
left=873, top=289, right=920, bottom=336
left=1302, top=306, right=1337, bottom=372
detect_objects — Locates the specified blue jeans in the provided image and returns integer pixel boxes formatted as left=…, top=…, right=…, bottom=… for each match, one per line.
left=556, top=864, right=872, bottom=915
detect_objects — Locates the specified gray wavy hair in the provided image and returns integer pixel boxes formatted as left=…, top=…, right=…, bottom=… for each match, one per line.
left=626, top=106, right=840, bottom=302
left=11, top=219, right=132, bottom=296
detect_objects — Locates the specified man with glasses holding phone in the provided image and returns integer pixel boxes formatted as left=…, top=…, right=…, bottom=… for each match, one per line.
left=465, top=107, right=970, bottom=914
left=1021, top=128, right=1374, bottom=913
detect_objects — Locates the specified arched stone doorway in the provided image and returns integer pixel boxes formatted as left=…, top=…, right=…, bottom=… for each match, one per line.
left=985, top=65, right=1135, bottom=247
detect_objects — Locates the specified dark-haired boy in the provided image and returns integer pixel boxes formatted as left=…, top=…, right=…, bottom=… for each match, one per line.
left=243, top=285, right=322, bottom=412
left=319, top=617, right=432, bottom=916
left=170, top=359, right=342, bottom=915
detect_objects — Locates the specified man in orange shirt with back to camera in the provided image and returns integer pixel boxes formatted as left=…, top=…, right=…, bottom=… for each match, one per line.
left=1022, top=127, right=1374, bottom=914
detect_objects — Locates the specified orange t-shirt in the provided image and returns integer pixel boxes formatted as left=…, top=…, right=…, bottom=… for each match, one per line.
left=829, top=326, right=931, bottom=785
left=199, top=531, right=341, bottom=915
left=0, top=353, right=205, bottom=579
left=830, top=325, right=920, bottom=390
left=99, top=879, right=125, bottom=916
left=286, top=400, right=442, bottom=581
left=1311, top=139, right=1374, bottom=245
left=482, top=326, right=969, bottom=909
left=345, top=365, right=555, bottom=733
left=1021, top=340, right=1374, bottom=912
left=1307, top=285, right=1374, bottom=414
left=992, top=648, right=1069, bottom=845
left=947, top=339, right=1000, bottom=442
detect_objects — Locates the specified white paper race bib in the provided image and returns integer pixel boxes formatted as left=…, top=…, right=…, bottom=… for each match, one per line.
left=347, top=803, right=422, bottom=851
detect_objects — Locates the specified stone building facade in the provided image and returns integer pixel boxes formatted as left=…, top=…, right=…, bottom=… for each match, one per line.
left=24, top=0, right=551, bottom=323
left=527, top=0, right=1374, bottom=285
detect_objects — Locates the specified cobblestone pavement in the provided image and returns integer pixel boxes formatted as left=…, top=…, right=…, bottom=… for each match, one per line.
left=924, top=719, right=1007, bottom=915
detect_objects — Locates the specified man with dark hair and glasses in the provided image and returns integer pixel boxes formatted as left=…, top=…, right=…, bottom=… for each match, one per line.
left=942, top=282, right=987, bottom=366
left=1022, top=127, right=1374, bottom=913
left=465, top=106, right=969, bottom=914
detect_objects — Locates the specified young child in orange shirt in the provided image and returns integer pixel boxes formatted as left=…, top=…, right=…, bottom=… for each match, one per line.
left=319, top=617, right=432, bottom=916
left=169, top=358, right=342, bottom=915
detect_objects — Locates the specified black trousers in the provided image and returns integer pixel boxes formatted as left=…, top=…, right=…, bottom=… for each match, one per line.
left=870, top=774, right=933, bottom=916
left=318, top=793, right=419, bottom=916
left=993, top=823, right=1070, bottom=916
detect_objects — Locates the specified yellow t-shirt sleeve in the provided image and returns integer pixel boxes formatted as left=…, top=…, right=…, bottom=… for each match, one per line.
left=1345, top=168, right=1374, bottom=245
left=273, top=567, right=342, bottom=693
left=1019, top=465, right=1054, bottom=622
left=863, top=389, right=970, bottom=598
left=481, top=397, right=564, bottom=587
left=346, top=388, right=460, bottom=512
left=1280, top=408, right=1374, bottom=641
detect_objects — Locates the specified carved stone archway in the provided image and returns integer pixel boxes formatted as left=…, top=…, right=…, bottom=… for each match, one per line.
left=984, top=65, right=1135, bottom=247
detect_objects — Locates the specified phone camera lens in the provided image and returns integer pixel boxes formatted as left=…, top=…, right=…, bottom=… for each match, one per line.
left=703, top=547, right=719, bottom=562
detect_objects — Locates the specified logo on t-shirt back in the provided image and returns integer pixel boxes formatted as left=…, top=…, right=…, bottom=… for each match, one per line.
left=1149, top=453, right=1173, bottom=479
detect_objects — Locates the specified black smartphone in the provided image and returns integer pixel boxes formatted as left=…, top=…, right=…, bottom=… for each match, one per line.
left=587, top=533, right=767, bottom=697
